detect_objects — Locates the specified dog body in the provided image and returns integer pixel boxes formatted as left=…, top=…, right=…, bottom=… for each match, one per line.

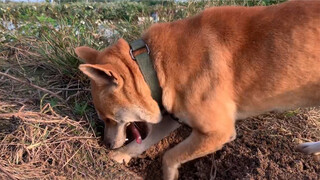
left=76, top=1, right=320, bottom=179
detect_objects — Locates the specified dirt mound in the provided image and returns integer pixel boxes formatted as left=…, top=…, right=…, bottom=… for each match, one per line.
left=1, top=61, right=319, bottom=179
left=129, top=110, right=320, bottom=180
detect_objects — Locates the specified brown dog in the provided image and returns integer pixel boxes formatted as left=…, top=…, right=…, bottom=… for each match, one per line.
left=75, top=1, right=320, bottom=179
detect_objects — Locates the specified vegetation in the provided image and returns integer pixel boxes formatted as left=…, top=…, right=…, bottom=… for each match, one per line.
left=1, top=0, right=285, bottom=112
left=0, top=1, right=294, bottom=179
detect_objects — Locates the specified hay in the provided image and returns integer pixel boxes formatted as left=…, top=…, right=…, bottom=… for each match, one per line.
left=0, top=103, right=138, bottom=180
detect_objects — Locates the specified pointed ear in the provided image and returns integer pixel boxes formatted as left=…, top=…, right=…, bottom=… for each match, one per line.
left=79, top=64, right=122, bottom=88
left=117, top=38, right=129, bottom=47
left=75, top=46, right=99, bottom=64
left=115, top=38, right=130, bottom=52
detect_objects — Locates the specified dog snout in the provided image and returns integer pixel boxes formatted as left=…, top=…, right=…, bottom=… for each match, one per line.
left=106, top=142, right=113, bottom=149
left=104, top=138, right=115, bottom=149
left=104, top=138, right=124, bottom=149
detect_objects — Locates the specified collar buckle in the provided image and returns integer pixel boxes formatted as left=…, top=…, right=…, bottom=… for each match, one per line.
left=129, top=40, right=150, bottom=60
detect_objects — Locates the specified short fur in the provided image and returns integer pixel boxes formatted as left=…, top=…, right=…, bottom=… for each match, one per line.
left=76, top=1, right=320, bottom=179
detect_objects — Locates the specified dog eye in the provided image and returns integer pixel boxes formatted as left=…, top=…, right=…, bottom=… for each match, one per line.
left=105, top=118, right=112, bottom=122
left=105, top=118, right=117, bottom=125
left=104, top=118, right=111, bottom=123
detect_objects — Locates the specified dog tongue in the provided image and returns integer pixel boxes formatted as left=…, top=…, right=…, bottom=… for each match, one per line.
left=128, top=123, right=142, bottom=144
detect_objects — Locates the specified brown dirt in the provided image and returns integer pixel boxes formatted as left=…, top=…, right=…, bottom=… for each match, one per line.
left=128, top=110, right=320, bottom=180
left=1, top=84, right=319, bottom=180
left=1, top=46, right=320, bottom=179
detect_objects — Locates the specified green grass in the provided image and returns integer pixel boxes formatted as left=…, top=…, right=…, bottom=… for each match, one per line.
left=0, top=0, right=287, bottom=138
left=1, top=1, right=285, bottom=73
left=2, top=1, right=302, bottom=179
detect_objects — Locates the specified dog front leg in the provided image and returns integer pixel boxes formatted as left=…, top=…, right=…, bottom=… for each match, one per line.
left=109, top=115, right=181, bottom=164
left=162, top=120, right=235, bottom=180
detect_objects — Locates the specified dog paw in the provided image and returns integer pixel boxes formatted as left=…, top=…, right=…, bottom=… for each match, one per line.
left=296, top=142, right=320, bottom=155
left=108, top=150, right=132, bottom=164
left=162, top=156, right=179, bottom=180
left=162, top=165, right=179, bottom=180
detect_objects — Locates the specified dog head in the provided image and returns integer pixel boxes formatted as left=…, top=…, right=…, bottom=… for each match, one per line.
left=75, top=39, right=161, bottom=149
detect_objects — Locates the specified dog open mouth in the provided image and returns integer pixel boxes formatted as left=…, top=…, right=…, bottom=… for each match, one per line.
left=125, top=122, right=149, bottom=144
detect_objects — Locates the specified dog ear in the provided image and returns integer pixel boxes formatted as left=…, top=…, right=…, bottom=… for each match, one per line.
left=79, top=64, right=122, bottom=88
left=116, top=38, right=130, bottom=51
left=75, top=46, right=99, bottom=64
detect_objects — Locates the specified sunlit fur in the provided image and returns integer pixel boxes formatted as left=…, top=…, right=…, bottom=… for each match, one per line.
left=77, top=1, right=320, bottom=179
left=76, top=40, right=161, bottom=149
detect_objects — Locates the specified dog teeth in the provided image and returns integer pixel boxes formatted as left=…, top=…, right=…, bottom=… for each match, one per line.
left=125, top=138, right=129, bottom=141
left=126, top=123, right=131, bottom=127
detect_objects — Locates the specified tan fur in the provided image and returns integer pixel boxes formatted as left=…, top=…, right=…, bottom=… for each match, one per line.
left=76, top=1, right=320, bottom=179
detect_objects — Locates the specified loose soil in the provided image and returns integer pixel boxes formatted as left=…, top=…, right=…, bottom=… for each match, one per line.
left=1, top=56, right=320, bottom=179
left=129, top=110, right=320, bottom=180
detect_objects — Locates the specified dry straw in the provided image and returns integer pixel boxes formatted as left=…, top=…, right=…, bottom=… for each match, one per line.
left=0, top=103, right=137, bottom=180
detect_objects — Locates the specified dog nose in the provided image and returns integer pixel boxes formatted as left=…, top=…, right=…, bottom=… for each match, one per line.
left=105, top=142, right=111, bottom=148
left=104, top=139, right=117, bottom=149
left=104, top=139, right=113, bottom=149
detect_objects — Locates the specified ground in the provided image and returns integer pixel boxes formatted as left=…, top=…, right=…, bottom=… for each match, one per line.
left=4, top=1, right=317, bottom=179
left=0, top=55, right=319, bottom=180
left=129, top=110, right=320, bottom=180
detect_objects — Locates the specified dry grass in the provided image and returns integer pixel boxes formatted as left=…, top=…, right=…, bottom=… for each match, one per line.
left=0, top=86, right=139, bottom=180
left=1, top=1, right=319, bottom=179
left=1, top=43, right=320, bottom=179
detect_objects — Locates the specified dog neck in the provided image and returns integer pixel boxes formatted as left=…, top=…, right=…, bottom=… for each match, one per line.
left=129, top=39, right=163, bottom=108
left=129, top=39, right=184, bottom=124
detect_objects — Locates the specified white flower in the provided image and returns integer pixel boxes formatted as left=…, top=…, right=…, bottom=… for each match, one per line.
left=95, top=20, right=102, bottom=25
left=0, top=37, right=5, bottom=42
left=80, top=20, right=85, bottom=25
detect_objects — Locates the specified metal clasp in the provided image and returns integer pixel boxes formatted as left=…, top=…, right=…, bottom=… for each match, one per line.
left=129, top=44, right=150, bottom=60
